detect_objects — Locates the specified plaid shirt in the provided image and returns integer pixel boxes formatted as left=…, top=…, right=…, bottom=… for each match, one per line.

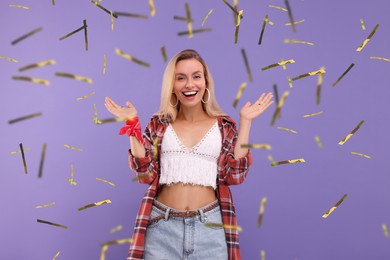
left=127, top=115, right=252, bottom=260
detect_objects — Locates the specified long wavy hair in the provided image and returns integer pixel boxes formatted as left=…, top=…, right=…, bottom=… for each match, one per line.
left=155, top=49, right=226, bottom=121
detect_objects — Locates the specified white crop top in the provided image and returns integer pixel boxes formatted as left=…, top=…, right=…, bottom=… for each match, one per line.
left=160, top=121, right=222, bottom=189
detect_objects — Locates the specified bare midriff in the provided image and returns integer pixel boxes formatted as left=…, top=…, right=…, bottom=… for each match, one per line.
left=156, top=183, right=217, bottom=211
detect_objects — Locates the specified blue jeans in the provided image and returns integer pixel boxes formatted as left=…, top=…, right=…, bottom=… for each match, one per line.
left=144, top=199, right=228, bottom=260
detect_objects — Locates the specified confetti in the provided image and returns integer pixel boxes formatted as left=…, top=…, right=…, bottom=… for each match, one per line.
left=10, top=147, right=30, bottom=154
left=152, top=137, right=159, bottom=160
left=360, top=18, right=366, bottom=30
left=18, top=59, right=56, bottom=72
left=370, top=56, right=390, bottom=62
left=64, top=144, right=83, bottom=152
left=285, top=19, right=304, bottom=26
left=382, top=224, right=389, bottom=238
left=76, top=91, right=96, bottom=101
left=12, top=76, right=49, bottom=85
left=177, top=28, right=212, bottom=36
left=9, top=4, right=29, bottom=9
left=53, top=251, right=60, bottom=260
left=8, top=112, right=42, bottom=124
left=96, top=177, right=116, bottom=187
left=97, top=117, right=127, bottom=124
left=241, top=49, right=252, bottom=82
left=103, top=54, right=107, bottom=74
left=234, top=10, right=244, bottom=44
left=287, top=76, right=293, bottom=88
left=240, top=144, right=271, bottom=150
left=261, top=250, right=266, bottom=260
left=332, top=63, right=354, bottom=87
left=271, top=158, right=305, bottom=166
left=35, top=202, right=55, bottom=209
left=92, top=104, right=102, bottom=124
left=100, top=245, right=108, bottom=260
left=149, top=0, right=156, bottom=16
left=37, top=219, right=68, bottom=229
left=277, top=126, right=297, bottom=134
left=205, top=222, right=242, bottom=232
left=233, top=82, right=247, bottom=108
left=202, top=8, right=214, bottom=26
left=115, top=48, right=150, bottom=67
left=316, top=68, right=324, bottom=104
left=100, top=238, right=133, bottom=247
left=11, top=27, right=42, bottom=45
left=356, top=24, right=379, bottom=52
left=284, top=0, right=296, bottom=32
left=232, top=0, right=238, bottom=24
left=91, top=1, right=118, bottom=18
left=19, top=143, right=28, bottom=174
left=55, top=72, right=93, bottom=84
left=0, top=55, right=19, bottom=63
left=161, top=46, right=167, bottom=62
left=38, top=143, right=47, bottom=178
left=258, top=14, right=269, bottom=45
left=67, top=164, right=77, bottom=186
left=110, top=11, right=115, bottom=31
left=292, top=68, right=325, bottom=81
left=83, top=20, right=88, bottom=51
left=174, top=16, right=193, bottom=22
left=314, top=135, right=323, bottom=149
left=114, top=12, right=148, bottom=19
left=132, top=172, right=153, bottom=182
left=222, top=0, right=242, bottom=18
left=267, top=155, right=276, bottom=164
left=52, top=0, right=55, bottom=5
left=284, top=39, right=314, bottom=46
left=268, top=5, right=287, bottom=12
left=322, top=194, right=348, bottom=218
left=270, top=91, right=289, bottom=126
left=351, top=152, right=371, bottom=159
left=303, top=111, right=323, bottom=118
left=273, top=84, right=279, bottom=106
left=261, top=59, right=295, bottom=71
left=338, top=120, right=364, bottom=145
left=110, top=225, right=123, bottom=234
left=185, top=3, right=193, bottom=38
left=59, top=23, right=86, bottom=41
left=257, top=197, right=267, bottom=228
left=78, top=199, right=112, bottom=211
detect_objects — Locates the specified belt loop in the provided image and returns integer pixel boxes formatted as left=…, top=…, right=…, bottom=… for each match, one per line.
left=198, top=209, right=206, bottom=223
left=164, top=208, right=170, bottom=221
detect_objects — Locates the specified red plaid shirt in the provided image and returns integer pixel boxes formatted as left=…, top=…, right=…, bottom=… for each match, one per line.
left=127, top=115, right=252, bottom=260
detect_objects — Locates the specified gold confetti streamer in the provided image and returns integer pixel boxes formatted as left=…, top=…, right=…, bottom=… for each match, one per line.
left=161, top=46, right=167, bottom=62
left=292, top=68, right=325, bottom=81
left=78, top=199, right=112, bottom=211
left=0, top=55, right=19, bottom=63
left=152, top=137, right=159, bottom=160
left=83, top=20, right=88, bottom=51
left=8, top=112, right=42, bottom=124
left=18, top=59, right=56, bottom=72
left=149, top=0, right=156, bottom=16
left=270, top=91, right=289, bottom=125
left=97, top=117, right=128, bottom=124
left=233, top=82, right=247, bottom=108
left=64, top=144, right=83, bottom=152
left=332, top=63, right=354, bottom=87
left=115, top=48, right=150, bottom=67
left=55, top=72, right=93, bottom=84
left=132, top=172, right=153, bottom=182
left=303, top=111, right=323, bottom=118
left=273, top=84, right=279, bottom=106
left=38, top=143, right=47, bottom=178
left=271, top=158, right=305, bottom=166
left=76, top=91, right=95, bottom=101
left=261, top=59, right=295, bottom=71
left=261, top=250, right=266, bottom=260
left=284, top=39, right=314, bottom=46
left=316, top=68, right=324, bottom=105
left=11, top=27, right=42, bottom=45
left=285, top=19, right=304, bottom=26
left=35, top=202, right=56, bottom=209
left=110, top=11, right=115, bottom=31
left=100, top=245, right=108, bottom=260
left=284, top=0, right=296, bottom=32
left=234, top=10, right=243, bottom=44
left=185, top=3, right=193, bottom=38
left=222, top=0, right=241, bottom=17
left=360, top=18, right=366, bottom=30
left=10, top=148, right=30, bottom=154
left=258, top=14, right=268, bottom=45
left=204, top=222, right=242, bottom=232
left=91, top=1, right=118, bottom=18
left=356, top=24, right=379, bottom=52
left=12, top=76, right=49, bottom=85
left=287, top=76, right=293, bottom=88
left=53, top=251, right=60, bottom=260
left=240, top=144, right=271, bottom=150
left=241, top=49, right=252, bottom=82
left=96, top=177, right=116, bottom=187
left=114, top=12, right=148, bottom=19
left=174, top=16, right=193, bottom=22
left=277, top=126, right=297, bottom=134
left=267, top=155, right=276, bottom=164
left=315, top=135, right=323, bottom=149
left=19, top=143, right=28, bottom=174
left=322, top=194, right=348, bottom=218
left=338, top=120, right=364, bottom=145
left=52, top=0, right=55, bottom=6
left=92, top=104, right=102, bottom=124
left=103, top=54, right=106, bottom=74
left=351, top=152, right=371, bottom=159
left=110, top=225, right=123, bottom=234
left=268, top=5, right=287, bottom=12
left=202, top=8, right=214, bottom=26
left=382, top=224, right=389, bottom=238
left=67, top=164, right=77, bottom=186
left=9, top=4, right=29, bottom=9
left=37, top=219, right=67, bottom=229
left=233, top=0, right=238, bottom=24
left=59, top=24, right=86, bottom=41
left=178, top=28, right=212, bottom=36
left=258, top=197, right=267, bottom=227
left=370, top=56, right=390, bottom=62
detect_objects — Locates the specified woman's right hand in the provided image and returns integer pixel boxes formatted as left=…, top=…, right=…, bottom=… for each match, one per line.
left=104, top=96, right=138, bottom=120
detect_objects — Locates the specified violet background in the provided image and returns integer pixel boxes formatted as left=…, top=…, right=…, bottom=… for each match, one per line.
left=1, top=0, right=390, bottom=259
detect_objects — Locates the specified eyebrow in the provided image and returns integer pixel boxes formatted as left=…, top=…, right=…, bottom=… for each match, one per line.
left=175, top=71, right=202, bottom=76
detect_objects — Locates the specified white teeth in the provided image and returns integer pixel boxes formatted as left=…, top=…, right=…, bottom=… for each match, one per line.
left=183, top=91, right=197, bottom=96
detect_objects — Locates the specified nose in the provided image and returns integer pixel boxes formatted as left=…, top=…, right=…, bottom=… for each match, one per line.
left=185, top=78, right=194, bottom=88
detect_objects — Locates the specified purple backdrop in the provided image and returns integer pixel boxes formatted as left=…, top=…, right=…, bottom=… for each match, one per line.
left=1, top=0, right=390, bottom=259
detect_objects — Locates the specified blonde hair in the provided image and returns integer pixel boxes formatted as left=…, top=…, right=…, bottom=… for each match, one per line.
left=156, top=49, right=226, bottom=121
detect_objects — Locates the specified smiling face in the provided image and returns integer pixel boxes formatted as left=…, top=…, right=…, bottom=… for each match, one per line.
left=173, top=58, right=207, bottom=108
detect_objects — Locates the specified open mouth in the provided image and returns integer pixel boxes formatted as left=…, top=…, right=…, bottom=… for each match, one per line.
left=182, top=91, right=198, bottom=97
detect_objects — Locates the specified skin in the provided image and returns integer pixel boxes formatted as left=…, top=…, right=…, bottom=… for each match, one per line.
left=105, top=58, right=273, bottom=211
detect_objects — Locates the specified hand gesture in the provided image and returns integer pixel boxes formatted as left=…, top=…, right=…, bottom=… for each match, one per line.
left=240, top=92, right=273, bottom=122
left=104, top=96, right=138, bottom=120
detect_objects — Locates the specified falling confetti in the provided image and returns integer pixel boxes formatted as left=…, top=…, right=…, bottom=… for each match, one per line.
left=332, top=63, right=355, bottom=87
left=11, top=27, right=42, bottom=45
left=303, top=111, right=323, bottom=118
left=241, top=49, right=252, bottom=82
left=8, top=112, right=42, bottom=124
left=240, top=144, right=271, bottom=150
left=292, top=68, right=325, bottom=81
left=351, top=152, right=371, bottom=159
left=37, top=219, right=68, bottom=229
left=96, top=177, right=116, bottom=187
left=76, top=91, right=96, bottom=101
left=338, top=120, right=364, bottom=145
left=284, top=39, right=314, bottom=46
left=0, top=55, right=19, bottom=63
left=277, top=126, right=297, bottom=134
left=257, top=197, right=267, bottom=227
left=115, top=48, right=150, bottom=67
left=360, top=18, right=366, bottom=30
left=78, top=199, right=112, bottom=211
left=315, top=135, right=323, bottom=149
left=110, top=225, right=123, bottom=234
left=356, top=24, right=379, bottom=51
left=271, top=158, right=305, bottom=166
left=12, top=76, right=49, bottom=85
left=35, top=202, right=56, bottom=209
left=201, top=8, right=214, bottom=26
left=261, top=59, right=295, bottom=71
left=55, top=72, right=93, bottom=84
left=19, top=143, right=28, bottom=174
left=233, top=82, right=247, bottom=108
left=204, top=222, right=242, bottom=232
left=64, top=144, right=83, bottom=152
left=18, top=59, right=56, bottom=72
left=38, top=143, right=47, bottom=178
left=322, top=194, right=348, bottom=218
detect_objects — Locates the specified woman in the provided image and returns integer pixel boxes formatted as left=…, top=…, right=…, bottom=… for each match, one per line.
left=105, top=49, right=273, bottom=259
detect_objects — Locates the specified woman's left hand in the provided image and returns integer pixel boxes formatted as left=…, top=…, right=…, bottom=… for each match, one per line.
left=240, top=92, right=274, bottom=122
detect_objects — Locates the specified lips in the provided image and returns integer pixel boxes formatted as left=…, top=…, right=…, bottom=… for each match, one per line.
left=182, top=91, right=198, bottom=97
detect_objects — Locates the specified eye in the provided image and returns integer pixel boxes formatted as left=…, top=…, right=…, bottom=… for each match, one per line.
left=177, top=76, right=185, bottom=81
left=194, top=74, right=202, bottom=79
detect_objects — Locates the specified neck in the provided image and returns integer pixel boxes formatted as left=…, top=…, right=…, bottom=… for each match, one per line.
left=177, top=104, right=208, bottom=122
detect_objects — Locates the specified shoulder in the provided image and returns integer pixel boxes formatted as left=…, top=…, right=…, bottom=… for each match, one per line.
left=218, top=115, right=237, bottom=128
